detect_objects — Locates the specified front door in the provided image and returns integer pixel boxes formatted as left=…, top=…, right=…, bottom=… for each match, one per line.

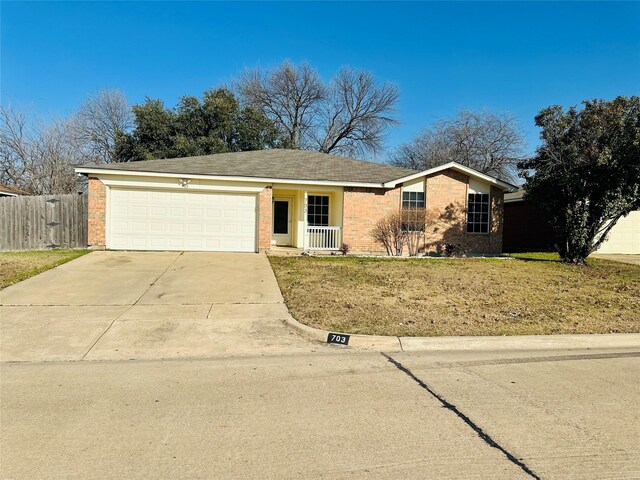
left=272, top=198, right=292, bottom=246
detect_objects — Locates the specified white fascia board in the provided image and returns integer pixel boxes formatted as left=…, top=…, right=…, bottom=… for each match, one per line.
left=97, top=173, right=266, bottom=193
left=272, top=182, right=343, bottom=193
left=75, top=167, right=385, bottom=188
left=383, top=162, right=517, bottom=192
left=0, top=191, right=19, bottom=197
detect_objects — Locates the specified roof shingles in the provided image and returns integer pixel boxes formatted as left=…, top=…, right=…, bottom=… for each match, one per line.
left=83, top=149, right=418, bottom=185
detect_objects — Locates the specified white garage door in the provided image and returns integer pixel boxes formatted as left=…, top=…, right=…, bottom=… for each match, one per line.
left=596, top=210, right=640, bottom=254
left=109, top=188, right=257, bottom=252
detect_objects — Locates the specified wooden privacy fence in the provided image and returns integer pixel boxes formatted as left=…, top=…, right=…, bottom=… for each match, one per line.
left=0, top=194, right=88, bottom=251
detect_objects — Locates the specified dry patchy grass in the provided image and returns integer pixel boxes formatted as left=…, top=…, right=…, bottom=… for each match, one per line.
left=269, top=254, right=640, bottom=336
left=0, top=249, right=90, bottom=289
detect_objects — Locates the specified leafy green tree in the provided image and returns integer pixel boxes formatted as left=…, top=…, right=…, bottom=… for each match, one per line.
left=520, top=96, right=640, bottom=264
left=117, top=88, right=284, bottom=161
left=121, top=98, right=174, bottom=161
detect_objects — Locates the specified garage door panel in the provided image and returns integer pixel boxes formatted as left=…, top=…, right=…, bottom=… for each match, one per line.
left=150, top=191, right=166, bottom=201
left=187, top=207, right=203, bottom=217
left=150, top=206, right=166, bottom=216
left=131, top=222, right=147, bottom=232
left=131, top=191, right=148, bottom=200
left=205, top=238, right=221, bottom=249
left=149, top=238, right=166, bottom=248
left=109, top=188, right=257, bottom=252
left=131, top=206, right=147, bottom=216
left=187, top=223, right=203, bottom=233
left=596, top=211, right=640, bottom=254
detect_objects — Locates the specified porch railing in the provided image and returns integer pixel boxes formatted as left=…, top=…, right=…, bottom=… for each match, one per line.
left=306, top=226, right=341, bottom=250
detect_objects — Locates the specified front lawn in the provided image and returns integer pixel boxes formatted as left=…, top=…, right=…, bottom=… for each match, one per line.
left=269, top=254, right=640, bottom=337
left=0, top=249, right=90, bottom=289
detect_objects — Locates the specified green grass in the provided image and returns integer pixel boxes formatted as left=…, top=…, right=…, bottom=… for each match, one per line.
left=0, top=249, right=91, bottom=289
left=269, top=254, right=640, bottom=337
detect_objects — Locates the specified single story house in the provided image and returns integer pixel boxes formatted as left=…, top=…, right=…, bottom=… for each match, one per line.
left=0, top=184, right=30, bottom=197
left=504, top=189, right=640, bottom=254
left=75, top=150, right=515, bottom=254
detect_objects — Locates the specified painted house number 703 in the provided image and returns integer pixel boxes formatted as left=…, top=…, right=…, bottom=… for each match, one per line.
left=327, top=333, right=350, bottom=345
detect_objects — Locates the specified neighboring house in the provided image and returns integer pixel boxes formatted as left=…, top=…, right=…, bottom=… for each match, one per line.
left=0, top=184, right=30, bottom=197
left=504, top=188, right=640, bottom=254
left=75, top=150, right=515, bottom=254
left=595, top=212, right=640, bottom=254
left=503, top=189, right=555, bottom=252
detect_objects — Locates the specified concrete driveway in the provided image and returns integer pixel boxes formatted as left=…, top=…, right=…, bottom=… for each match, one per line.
left=590, top=253, right=640, bottom=265
left=0, top=251, right=321, bottom=362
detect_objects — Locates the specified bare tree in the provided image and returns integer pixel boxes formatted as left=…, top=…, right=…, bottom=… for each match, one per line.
left=0, top=105, right=82, bottom=194
left=391, top=111, right=525, bottom=182
left=236, top=61, right=399, bottom=157
left=370, top=211, right=406, bottom=256
left=402, top=208, right=441, bottom=257
left=237, top=61, right=325, bottom=149
left=70, top=88, right=133, bottom=163
left=0, top=106, right=31, bottom=189
left=316, top=68, right=399, bottom=157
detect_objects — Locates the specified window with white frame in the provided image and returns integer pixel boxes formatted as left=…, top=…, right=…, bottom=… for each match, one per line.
left=402, top=191, right=425, bottom=209
left=402, top=191, right=426, bottom=231
left=467, top=193, right=490, bottom=233
left=307, top=195, right=329, bottom=226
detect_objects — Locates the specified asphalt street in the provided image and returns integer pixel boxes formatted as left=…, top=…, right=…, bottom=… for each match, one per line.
left=2, top=348, right=638, bottom=480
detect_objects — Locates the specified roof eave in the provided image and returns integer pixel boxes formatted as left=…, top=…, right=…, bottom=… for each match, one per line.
left=74, top=166, right=388, bottom=189
left=383, top=162, right=518, bottom=192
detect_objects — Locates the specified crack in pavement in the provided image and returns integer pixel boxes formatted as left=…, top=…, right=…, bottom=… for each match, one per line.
left=381, top=352, right=541, bottom=480
left=79, top=253, right=184, bottom=361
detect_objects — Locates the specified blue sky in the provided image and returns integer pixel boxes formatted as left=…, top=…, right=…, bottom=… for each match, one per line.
left=2, top=1, right=639, bottom=159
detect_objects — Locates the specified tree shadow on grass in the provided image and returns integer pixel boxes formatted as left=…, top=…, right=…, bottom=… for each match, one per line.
left=506, top=252, right=560, bottom=262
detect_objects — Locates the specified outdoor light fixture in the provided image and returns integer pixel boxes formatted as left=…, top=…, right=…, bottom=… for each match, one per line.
left=178, top=178, right=191, bottom=188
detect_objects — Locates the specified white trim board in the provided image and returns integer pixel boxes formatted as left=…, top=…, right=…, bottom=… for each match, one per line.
left=385, top=162, right=517, bottom=191
left=96, top=173, right=265, bottom=193
left=76, top=160, right=517, bottom=191
left=76, top=167, right=386, bottom=188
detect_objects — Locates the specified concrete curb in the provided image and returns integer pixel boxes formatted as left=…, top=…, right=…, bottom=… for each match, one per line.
left=282, top=314, right=402, bottom=350
left=399, top=333, right=640, bottom=351
left=282, top=314, right=640, bottom=352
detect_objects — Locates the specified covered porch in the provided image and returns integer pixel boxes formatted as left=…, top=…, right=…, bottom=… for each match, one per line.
left=271, top=185, right=343, bottom=251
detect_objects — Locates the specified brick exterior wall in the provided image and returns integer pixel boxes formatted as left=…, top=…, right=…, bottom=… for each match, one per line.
left=341, top=169, right=505, bottom=255
left=257, top=185, right=272, bottom=251
left=423, top=171, right=504, bottom=254
left=342, top=187, right=402, bottom=252
left=88, top=177, right=107, bottom=247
